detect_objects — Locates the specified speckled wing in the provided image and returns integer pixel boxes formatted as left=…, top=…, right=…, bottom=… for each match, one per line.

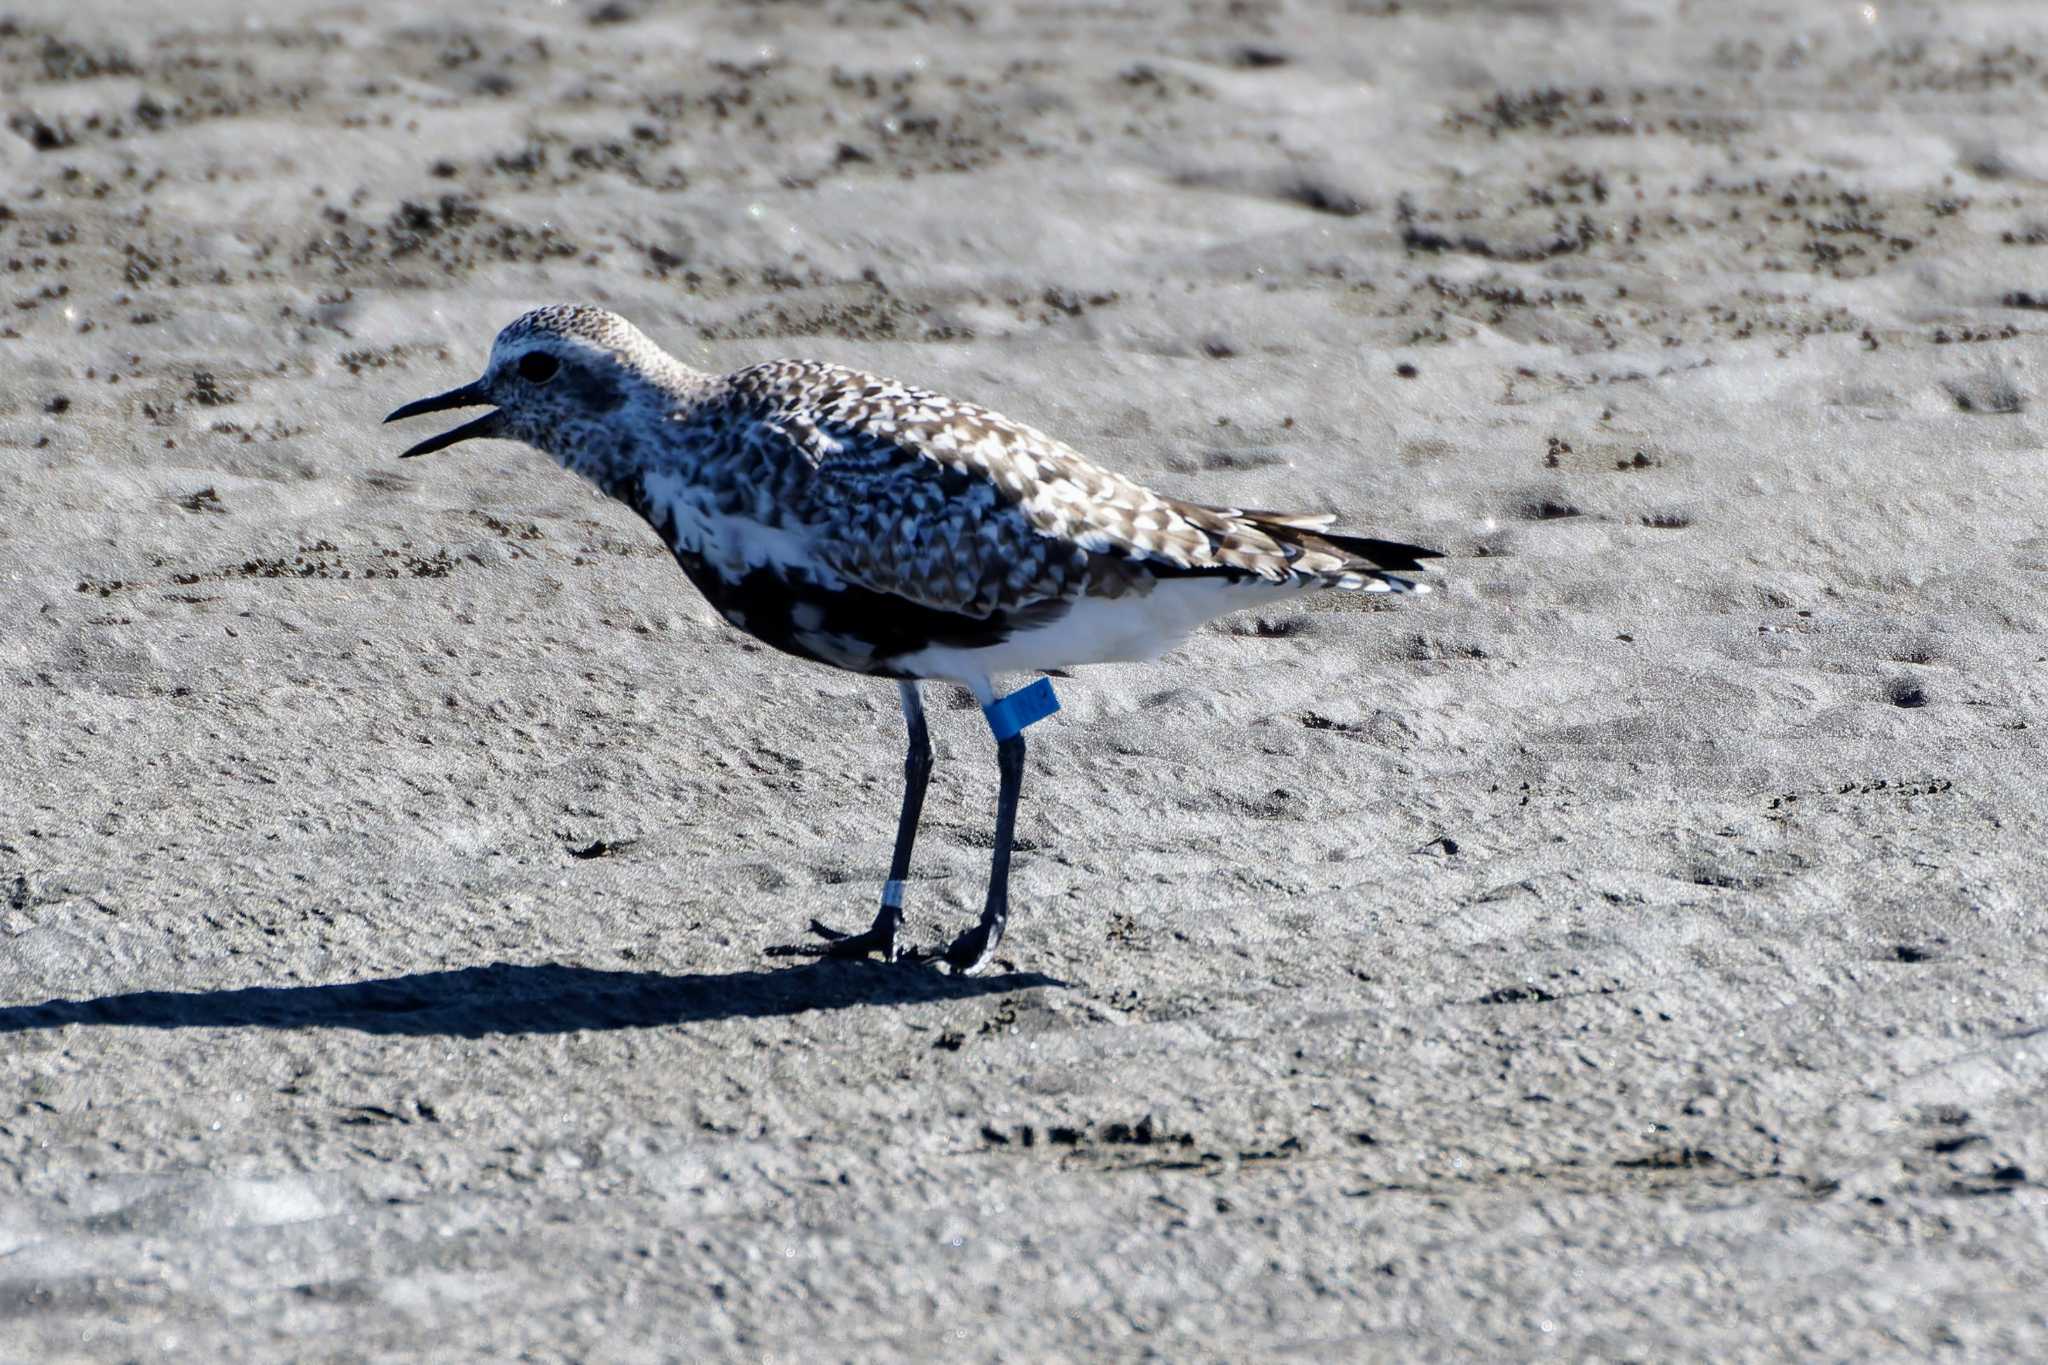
left=732, top=360, right=1430, bottom=616
left=753, top=385, right=1092, bottom=618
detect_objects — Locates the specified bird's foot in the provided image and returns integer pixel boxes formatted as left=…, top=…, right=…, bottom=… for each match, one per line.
left=905, top=919, right=1002, bottom=976
left=766, top=915, right=902, bottom=963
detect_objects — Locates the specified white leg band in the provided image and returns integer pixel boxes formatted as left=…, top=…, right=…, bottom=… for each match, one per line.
left=881, top=879, right=905, bottom=910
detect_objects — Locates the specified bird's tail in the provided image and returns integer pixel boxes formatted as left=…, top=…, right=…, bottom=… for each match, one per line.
left=1238, top=510, right=1444, bottom=594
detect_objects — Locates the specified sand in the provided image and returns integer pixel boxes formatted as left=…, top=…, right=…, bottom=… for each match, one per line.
left=2, top=0, right=2046, bottom=1358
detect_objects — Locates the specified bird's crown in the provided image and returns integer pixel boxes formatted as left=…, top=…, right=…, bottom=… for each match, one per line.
left=493, top=304, right=667, bottom=370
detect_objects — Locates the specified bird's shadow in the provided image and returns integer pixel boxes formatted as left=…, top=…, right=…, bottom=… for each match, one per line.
left=0, top=961, right=1062, bottom=1039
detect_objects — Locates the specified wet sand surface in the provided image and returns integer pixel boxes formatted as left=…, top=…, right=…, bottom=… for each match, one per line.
left=2, top=1, right=2046, bottom=1358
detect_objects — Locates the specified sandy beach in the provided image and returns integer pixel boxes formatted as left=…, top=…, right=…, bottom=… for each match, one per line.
left=2, top=0, right=2046, bottom=1357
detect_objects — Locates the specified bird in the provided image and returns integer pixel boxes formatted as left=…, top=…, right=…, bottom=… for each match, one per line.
left=386, top=305, right=1441, bottom=974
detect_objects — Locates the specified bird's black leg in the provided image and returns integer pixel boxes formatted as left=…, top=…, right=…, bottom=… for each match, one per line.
left=769, top=683, right=931, bottom=962
left=912, top=730, right=1024, bottom=975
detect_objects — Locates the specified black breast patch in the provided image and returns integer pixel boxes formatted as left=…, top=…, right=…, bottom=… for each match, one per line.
left=640, top=499, right=1063, bottom=676
left=669, top=545, right=1063, bottom=676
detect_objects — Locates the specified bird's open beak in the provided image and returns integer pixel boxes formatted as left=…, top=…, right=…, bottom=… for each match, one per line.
left=384, top=379, right=505, bottom=458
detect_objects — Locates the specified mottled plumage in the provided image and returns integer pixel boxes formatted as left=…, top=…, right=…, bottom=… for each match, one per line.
left=387, top=304, right=1441, bottom=972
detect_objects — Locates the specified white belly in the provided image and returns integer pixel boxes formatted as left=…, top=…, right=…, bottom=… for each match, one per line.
left=892, top=576, right=1308, bottom=685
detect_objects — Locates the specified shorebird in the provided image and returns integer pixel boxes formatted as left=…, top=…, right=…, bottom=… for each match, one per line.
left=387, top=305, right=1440, bottom=973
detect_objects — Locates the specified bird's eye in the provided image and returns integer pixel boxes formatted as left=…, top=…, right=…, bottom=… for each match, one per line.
left=517, top=352, right=560, bottom=383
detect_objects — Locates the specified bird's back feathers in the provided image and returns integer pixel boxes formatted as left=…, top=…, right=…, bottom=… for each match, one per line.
left=713, top=360, right=1437, bottom=617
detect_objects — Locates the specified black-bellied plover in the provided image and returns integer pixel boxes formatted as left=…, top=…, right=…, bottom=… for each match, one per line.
left=387, top=305, right=1440, bottom=973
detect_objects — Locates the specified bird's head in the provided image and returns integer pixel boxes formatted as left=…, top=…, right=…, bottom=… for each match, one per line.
left=385, top=305, right=683, bottom=462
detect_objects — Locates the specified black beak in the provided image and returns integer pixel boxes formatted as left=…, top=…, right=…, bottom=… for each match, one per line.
left=384, top=380, right=505, bottom=458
